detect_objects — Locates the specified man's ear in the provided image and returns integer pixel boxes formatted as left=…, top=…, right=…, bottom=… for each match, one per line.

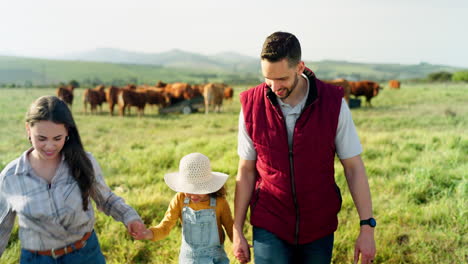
left=296, top=61, right=305, bottom=75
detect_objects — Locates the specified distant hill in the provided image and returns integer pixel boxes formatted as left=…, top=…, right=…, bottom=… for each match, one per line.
left=59, top=48, right=260, bottom=73
left=0, top=48, right=465, bottom=87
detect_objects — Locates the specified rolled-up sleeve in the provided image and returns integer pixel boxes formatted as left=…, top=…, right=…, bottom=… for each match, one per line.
left=0, top=187, right=16, bottom=256
left=88, top=154, right=141, bottom=225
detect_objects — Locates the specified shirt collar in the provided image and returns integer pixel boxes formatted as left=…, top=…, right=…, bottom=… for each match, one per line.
left=14, top=147, right=66, bottom=177
left=278, top=73, right=310, bottom=112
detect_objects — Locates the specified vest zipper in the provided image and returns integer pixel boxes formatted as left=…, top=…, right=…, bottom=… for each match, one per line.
left=289, top=149, right=300, bottom=245
left=279, top=103, right=301, bottom=245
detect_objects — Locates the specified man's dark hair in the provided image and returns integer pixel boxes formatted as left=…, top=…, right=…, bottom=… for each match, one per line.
left=261, top=31, right=302, bottom=67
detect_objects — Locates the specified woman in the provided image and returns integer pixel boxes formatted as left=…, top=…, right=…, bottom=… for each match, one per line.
left=0, top=95, right=145, bottom=263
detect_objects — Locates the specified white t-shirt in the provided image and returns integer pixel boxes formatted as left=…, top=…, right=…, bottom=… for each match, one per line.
left=238, top=74, right=362, bottom=161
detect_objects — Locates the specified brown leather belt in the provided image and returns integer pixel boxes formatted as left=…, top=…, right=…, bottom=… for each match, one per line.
left=27, top=231, right=92, bottom=258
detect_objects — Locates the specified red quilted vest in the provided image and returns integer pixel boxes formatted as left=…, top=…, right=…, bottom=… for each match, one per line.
left=240, top=68, right=344, bottom=244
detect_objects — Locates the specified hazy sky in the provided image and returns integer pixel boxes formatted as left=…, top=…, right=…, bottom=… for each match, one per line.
left=1, top=0, right=467, bottom=67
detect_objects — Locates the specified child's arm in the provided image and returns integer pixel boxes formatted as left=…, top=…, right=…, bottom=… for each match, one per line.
left=134, top=193, right=183, bottom=241
left=220, top=198, right=234, bottom=242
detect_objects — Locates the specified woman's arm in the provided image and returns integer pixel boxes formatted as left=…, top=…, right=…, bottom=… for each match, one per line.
left=88, top=154, right=142, bottom=225
left=0, top=193, right=16, bottom=256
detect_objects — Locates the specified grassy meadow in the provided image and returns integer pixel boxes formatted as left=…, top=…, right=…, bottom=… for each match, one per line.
left=0, top=83, right=466, bottom=263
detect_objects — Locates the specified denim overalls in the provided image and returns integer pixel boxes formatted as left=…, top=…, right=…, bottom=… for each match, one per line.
left=179, top=196, right=229, bottom=264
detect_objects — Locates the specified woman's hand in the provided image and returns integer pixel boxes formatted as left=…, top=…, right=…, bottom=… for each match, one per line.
left=127, top=220, right=148, bottom=239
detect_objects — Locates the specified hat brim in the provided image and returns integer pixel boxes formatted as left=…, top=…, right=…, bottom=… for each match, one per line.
left=164, top=171, right=229, bottom=194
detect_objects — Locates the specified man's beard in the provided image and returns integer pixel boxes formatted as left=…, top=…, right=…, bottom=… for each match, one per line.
left=279, top=74, right=299, bottom=99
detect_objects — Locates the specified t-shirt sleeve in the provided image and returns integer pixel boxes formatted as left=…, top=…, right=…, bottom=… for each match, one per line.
left=237, top=108, right=257, bottom=160
left=335, top=98, right=363, bottom=159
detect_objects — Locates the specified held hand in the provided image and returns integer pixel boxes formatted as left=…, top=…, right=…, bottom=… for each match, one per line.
left=233, top=228, right=252, bottom=263
left=354, top=227, right=376, bottom=264
left=132, top=228, right=154, bottom=240
left=127, top=220, right=147, bottom=238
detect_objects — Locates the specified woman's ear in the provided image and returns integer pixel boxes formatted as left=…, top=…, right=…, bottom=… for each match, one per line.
left=25, top=123, right=31, bottom=136
left=25, top=123, right=32, bottom=143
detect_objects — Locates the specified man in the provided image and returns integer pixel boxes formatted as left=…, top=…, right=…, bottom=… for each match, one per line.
left=233, top=32, right=376, bottom=264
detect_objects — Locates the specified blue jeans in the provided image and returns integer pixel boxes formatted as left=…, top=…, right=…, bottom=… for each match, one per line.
left=20, top=230, right=106, bottom=264
left=253, top=227, right=334, bottom=264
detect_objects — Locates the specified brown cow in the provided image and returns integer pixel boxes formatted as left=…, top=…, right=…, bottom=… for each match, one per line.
left=105, top=86, right=121, bottom=116
left=117, top=88, right=147, bottom=116
left=223, top=86, right=234, bottom=102
left=349, top=80, right=381, bottom=107
left=56, top=85, right=75, bottom=107
left=155, top=80, right=167, bottom=88
left=124, top=84, right=137, bottom=90
left=203, top=83, right=225, bottom=114
left=388, top=80, right=401, bottom=89
left=164, top=82, right=194, bottom=104
left=323, top=79, right=350, bottom=105
left=141, top=87, right=171, bottom=108
left=83, top=85, right=106, bottom=114
left=192, top=84, right=205, bottom=98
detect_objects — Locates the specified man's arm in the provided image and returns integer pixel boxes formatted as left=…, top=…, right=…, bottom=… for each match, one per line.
left=233, top=158, right=256, bottom=263
left=340, top=155, right=376, bottom=264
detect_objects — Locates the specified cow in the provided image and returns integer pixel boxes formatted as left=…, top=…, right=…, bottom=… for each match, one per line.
left=56, top=85, right=75, bottom=107
left=323, top=79, right=351, bottom=105
left=349, top=80, right=381, bottom=107
left=124, top=84, right=137, bottom=90
left=388, top=80, right=401, bottom=89
left=155, top=80, right=167, bottom=88
left=105, top=86, right=121, bottom=116
left=141, top=87, right=171, bottom=108
left=203, top=83, right=225, bottom=114
left=83, top=85, right=106, bottom=114
left=117, top=88, right=147, bottom=117
left=164, top=82, right=194, bottom=104
left=192, top=84, right=205, bottom=98
left=223, top=86, right=234, bottom=102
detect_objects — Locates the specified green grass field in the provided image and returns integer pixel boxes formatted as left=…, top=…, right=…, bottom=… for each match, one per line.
left=0, top=83, right=467, bottom=263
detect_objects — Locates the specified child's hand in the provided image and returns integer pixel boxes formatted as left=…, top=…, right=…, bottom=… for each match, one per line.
left=127, top=220, right=146, bottom=238
left=133, top=228, right=154, bottom=240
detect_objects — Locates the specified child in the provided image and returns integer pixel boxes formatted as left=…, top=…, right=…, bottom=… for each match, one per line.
left=135, top=153, right=233, bottom=264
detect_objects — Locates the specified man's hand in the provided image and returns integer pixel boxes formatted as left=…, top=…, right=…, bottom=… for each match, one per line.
left=233, top=227, right=252, bottom=263
left=354, top=227, right=376, bottom=264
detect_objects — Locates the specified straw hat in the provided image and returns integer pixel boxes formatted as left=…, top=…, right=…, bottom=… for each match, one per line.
left=164, top=153, right=229, bottom=194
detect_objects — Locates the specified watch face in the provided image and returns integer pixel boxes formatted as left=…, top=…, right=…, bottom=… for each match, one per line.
left=369, top=218, right=377, bottom=227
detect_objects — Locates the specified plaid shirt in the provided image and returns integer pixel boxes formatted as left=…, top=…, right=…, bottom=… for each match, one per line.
left=0, top=148, right=141, bottom=254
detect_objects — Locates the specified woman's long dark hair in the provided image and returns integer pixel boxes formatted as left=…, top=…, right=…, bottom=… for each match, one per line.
left=26, top=96, right=95, bottom=210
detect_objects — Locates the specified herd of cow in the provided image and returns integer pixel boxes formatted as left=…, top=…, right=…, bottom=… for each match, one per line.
left=324, top=79, right=401, bottom=107
left=56, top=81, right=234, bottom=116
left=56, top=79, right=401, bottom=116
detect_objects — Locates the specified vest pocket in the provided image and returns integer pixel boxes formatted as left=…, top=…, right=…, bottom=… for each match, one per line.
left=334, top=183, right=342, bottom=212
left=251, top=180, right=262, bottom=214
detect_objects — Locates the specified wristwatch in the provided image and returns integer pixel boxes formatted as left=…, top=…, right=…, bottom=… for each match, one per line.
left=360, top=217, right=377, bottom=227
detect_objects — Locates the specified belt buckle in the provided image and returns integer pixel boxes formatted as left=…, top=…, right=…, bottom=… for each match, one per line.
left=51, top=248, right=58, bottom=259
